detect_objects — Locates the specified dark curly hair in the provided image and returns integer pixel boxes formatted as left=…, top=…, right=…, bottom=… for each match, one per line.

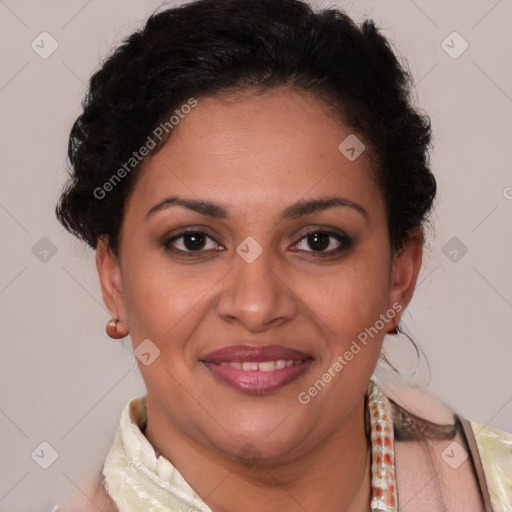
left=55, top=0, right=436, bottom=257
left=55, top=0, right=455, bottom=442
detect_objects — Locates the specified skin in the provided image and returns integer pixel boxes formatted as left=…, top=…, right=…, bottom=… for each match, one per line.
left=96, top=87, right=423, bottom=512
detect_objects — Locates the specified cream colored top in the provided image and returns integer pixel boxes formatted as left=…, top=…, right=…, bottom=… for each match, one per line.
left=53, top=380, right=512, bottom=511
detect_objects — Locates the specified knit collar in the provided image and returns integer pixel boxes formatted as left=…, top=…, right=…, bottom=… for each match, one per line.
left=102, top=380, right=397, bottom=511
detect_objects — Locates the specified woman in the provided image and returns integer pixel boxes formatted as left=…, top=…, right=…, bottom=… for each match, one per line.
left=55, top=0, right=511, bottom=510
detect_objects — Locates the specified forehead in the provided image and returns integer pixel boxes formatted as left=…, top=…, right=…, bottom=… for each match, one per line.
left=125, top=88, right=384, bottom=220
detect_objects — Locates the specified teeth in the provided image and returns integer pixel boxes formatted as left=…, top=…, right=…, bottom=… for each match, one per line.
left=259, top=361, right=278, bottom=371
left=220, top=360, right=299, bottom=371
left=242, top=361, right=259, bottom=371
left=220, top=361, right=243, bottom=369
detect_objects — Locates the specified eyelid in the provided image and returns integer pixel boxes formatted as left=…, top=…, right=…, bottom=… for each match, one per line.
left=164, top=226, right=352, bottom=256
left=164, top=228, right=223, bottom=254
left=290, top=229, right=352, bottom=253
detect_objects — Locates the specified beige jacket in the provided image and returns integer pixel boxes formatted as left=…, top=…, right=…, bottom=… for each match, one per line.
left=66, top=382, right=512, bottom=511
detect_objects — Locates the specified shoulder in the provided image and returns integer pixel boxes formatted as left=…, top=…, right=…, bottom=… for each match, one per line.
left=468, top=418, right=512, bottom=455
left=372, top=375, right=457, bottom=425
left=51, top=478, right=118, bottom=512
left=467, top=419, right=512, bottom=512
left=374, top=376, right=511, bottom=511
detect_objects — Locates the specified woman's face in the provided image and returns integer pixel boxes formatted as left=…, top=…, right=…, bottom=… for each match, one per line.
left=97, top=87, right=422, bottom=461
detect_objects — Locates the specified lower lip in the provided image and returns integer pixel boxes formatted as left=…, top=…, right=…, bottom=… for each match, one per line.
left=202, top=360, right=313, bottom=394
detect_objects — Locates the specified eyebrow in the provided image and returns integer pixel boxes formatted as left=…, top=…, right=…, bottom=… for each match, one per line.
left=145, top=195, right=369, bottom=222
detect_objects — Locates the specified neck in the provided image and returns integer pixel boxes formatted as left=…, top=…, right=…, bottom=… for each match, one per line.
left=144, top=395, right=372, bottom=512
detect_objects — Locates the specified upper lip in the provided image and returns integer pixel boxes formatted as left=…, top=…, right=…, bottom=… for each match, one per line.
left=201, top=344, right=312, bottom=363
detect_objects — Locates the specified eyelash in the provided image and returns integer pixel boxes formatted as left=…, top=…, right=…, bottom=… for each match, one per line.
left=163, top=228, right=352, bottom=258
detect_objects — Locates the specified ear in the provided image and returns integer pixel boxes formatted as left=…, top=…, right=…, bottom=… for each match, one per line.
left=387, top=227, right=423, bottom=321
left=96, top=236, right=127, bottom=324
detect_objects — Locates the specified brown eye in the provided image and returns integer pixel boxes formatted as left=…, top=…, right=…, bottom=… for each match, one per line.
left=292, top=230, right=352, bottom=254
left=306, top=232, right=330, bottom=251
left=182, top=232, right=207, bottom=250
left=165, top=230, right=221, bottom=254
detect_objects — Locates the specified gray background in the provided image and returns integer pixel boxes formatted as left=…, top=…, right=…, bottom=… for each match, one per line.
left=0, top=0, right=511, bottom=510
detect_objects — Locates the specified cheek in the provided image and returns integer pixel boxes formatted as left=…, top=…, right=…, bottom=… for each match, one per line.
left=120, top=253, right=209, bottom=345
left=294, top=256, right=391, bottom=423
left=121, top=233, right=392, bottom=347
left=297, top=250, right=391, bottom=342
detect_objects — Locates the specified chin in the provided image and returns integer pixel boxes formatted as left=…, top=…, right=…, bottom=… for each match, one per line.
left=218, top=433, right=301, bottom=465
left=202, top=406, right=314, bottom=463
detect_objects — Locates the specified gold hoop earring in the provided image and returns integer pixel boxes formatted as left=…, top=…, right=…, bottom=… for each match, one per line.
left=106, top=318, right=129, bottom=339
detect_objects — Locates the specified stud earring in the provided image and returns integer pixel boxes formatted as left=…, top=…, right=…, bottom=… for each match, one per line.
left=106, top=318, right=129, bottom=339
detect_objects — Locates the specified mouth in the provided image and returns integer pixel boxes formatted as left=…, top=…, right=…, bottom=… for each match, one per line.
left=200, top=344, right=314, bottom=394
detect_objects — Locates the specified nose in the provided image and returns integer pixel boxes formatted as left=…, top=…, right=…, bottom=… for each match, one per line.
left=215, top=246, right=299, bottom=333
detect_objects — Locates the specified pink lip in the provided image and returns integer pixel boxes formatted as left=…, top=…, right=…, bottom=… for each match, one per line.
left=202, top=344, right=311, bottom=363
left=201, top=345, right=313, bottom=394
